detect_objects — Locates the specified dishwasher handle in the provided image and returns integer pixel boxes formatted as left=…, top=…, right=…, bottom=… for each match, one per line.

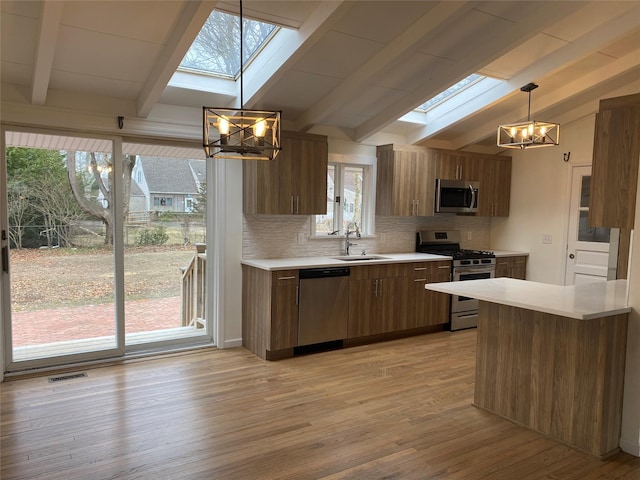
left=299, top=267, right=350, bottom=279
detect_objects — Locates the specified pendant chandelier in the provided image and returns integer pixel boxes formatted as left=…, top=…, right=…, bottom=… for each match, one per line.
left=203, top=1, right=281, bottom=160
left=497, top=83, right=559, bottom=149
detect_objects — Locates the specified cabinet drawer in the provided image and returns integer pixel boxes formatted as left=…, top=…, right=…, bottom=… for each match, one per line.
left=272, top=270, right=298, bottom=285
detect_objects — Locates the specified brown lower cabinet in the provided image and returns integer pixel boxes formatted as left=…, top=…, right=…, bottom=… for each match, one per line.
left=495, top=255, right=527, bottom=279
left=242, top=261, right=452, bottom=359
left=410, top=261, right=452, bottom=328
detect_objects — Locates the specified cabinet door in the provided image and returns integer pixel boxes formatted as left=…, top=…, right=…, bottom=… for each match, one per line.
left=495, top=258, right=511, bottom=278
left=348, top=278, right=379, bottom=338
left=294, top=134, right=328, bottom=215
left=418, top=262, right=451, bottom=327
left=270, top=271, right=299, bottom=350
left=480, top=157, right=511, bottom=217
left=380, top=277, right=408, bottom=333
left=376, top=145, right=434, bottom=217
left=495, top=256, right=527, bottom=279
left=391, top=150, right=417, bottom=216
left=510, top=256, right=527, bottom=279
left=434, top=150, right=462, bottom=180
left=434, top=151, right=481, bottom=181
left=589, top=98, right=640, bottom=229
left=243, top=131, right=328, bottom=214
left=414, top=149, right=435, bottom=216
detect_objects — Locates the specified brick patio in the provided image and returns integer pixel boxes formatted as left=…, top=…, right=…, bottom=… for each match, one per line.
left=11, top=297, right=181, bottom=347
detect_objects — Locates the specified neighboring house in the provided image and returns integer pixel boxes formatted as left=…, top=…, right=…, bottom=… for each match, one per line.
left=128, top=178, right=146, bottom=213
left=132, top=157, right=205, bottom=213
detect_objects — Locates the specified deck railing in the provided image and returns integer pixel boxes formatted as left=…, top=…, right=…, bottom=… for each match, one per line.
left=180, top=243, right=206, bottom=328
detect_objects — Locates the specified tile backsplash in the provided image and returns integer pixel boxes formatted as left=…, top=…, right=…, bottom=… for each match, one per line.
left=243, top=215, right=491, bottom=259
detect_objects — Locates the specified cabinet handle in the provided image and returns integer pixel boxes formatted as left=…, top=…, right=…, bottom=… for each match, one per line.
left=296, top=195, right=300, bottom=214
left=414, top=267, right=427, bottom=271
left=414, top=278, right=427, bottom=282
left=290, top=195, right=294, bottom=214
left=278, top=275, right=296, bottom=280
left=438, top=265, right=450, bottom=269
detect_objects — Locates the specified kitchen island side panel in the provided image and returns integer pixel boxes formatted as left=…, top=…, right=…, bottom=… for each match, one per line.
left=474, top=301, right=628, bottom=458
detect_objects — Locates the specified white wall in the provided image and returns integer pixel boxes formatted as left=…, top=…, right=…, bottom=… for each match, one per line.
left=621, top=173, right=640, bottom=456
left=490, top=114, right=597, bottom=284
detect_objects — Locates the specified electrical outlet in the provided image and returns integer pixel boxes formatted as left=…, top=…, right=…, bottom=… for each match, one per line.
left=467, top=231, right=472, bottom=240
left=380, top=233, right=386, bottom=244
left=297, top=233, right=305, bottom=245
left=542, top=234, right=552, bottom=244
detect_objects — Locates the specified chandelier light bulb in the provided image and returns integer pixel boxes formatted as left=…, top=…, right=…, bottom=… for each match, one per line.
left=218, top=117, right=230, bottom=135
left=254, top=119, right=266, bottom=138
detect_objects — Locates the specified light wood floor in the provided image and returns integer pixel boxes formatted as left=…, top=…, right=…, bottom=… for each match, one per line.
left=2, top=330, right=639, bottom=480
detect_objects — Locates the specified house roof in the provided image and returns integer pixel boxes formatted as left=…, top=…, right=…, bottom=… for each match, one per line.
left=1, top=1, right=639, bottom=152
left=138, top=157, right=205, bottom=195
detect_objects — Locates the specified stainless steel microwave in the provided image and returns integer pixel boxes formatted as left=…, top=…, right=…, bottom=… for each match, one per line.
left=435, top=179, right=479, bottom=213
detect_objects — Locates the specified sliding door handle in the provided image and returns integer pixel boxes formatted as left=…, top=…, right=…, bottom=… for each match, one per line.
left=2, top=246, right=8, bottom=273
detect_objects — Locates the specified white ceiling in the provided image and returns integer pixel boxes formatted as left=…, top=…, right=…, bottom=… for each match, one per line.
left=1, top=0, right=639, bottom=153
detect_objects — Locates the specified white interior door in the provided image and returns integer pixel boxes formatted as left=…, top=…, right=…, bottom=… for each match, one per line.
left=565, top=165, right=614, bottom=285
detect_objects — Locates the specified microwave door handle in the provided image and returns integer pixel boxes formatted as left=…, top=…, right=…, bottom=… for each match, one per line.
left=469, top=184, right=476, bottom=208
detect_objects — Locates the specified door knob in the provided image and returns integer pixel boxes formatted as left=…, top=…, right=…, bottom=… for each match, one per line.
left=569, top=253, right=575, bottom=259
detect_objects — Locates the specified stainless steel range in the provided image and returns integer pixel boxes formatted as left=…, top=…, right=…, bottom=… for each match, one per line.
left=416, top=230, right=495, bottom=331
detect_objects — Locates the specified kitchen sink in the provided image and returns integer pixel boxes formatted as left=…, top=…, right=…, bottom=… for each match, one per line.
left=332, top=255, right=389, bottom=261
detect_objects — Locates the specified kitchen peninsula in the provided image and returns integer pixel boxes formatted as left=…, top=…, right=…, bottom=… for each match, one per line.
left=425, top=278, right=631, bottom=458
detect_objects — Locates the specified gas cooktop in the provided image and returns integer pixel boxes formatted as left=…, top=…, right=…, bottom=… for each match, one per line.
left=415, top=230, right=495, bottom=260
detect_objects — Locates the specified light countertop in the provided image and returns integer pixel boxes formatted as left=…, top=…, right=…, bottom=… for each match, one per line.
left=425, top=277, right=630, bottom=320
left=241, top=252, right=451, bottom=271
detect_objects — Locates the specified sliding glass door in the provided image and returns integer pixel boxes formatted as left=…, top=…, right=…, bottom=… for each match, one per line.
left=1, top=129, right=212, bottom=372
left=3, top=130, right=121, bottom=368
left=122, top=143, right=209, bottom=350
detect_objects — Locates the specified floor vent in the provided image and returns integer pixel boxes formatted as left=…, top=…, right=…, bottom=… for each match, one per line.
left=48, top=372, right=88, bottom=383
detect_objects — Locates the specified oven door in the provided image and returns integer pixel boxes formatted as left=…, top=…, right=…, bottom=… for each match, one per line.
left=451, top=266, right=495, bottom=313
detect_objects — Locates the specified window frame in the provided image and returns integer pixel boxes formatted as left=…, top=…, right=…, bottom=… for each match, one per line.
left=311, top=156, right=374, bottom=238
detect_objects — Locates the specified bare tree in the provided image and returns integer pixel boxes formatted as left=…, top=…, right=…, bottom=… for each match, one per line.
left=7, top=179, right=29, bottom=249
left=28, top=169, right=87, bottom=247
left=66, top=151, right=136, bottom=245
left=181, top=11, right=275, bottom=76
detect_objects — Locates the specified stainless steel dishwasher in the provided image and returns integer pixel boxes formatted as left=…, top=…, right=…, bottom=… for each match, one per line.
left=298, top=267, right=350, bottom=346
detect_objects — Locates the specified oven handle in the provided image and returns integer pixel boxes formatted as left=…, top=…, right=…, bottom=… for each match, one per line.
left=453, top=266, right=495, bottom=274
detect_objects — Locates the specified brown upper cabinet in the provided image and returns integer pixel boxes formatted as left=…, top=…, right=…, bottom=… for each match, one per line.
left=376, top=144, right=436, bottom=216
left=589, top=93, right=640, bottom=230
left=433, top=149, right=512, bottom=217
left=377, top=145, right=511, bottom=218
left=243, top=131, right=328, bottom=215
left=434, top=149, right=482, bottom=182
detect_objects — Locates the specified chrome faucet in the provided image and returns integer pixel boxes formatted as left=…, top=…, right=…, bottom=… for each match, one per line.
left=344, top=222, right=361, bottom=255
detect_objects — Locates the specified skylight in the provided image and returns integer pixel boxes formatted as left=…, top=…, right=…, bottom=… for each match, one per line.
left=180, top=10, right=278, bottom=78
left=416, top=74, right=484, bottom=112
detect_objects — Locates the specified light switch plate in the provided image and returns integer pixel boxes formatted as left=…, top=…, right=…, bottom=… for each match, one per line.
left=543, top=234, right=552, bottom=244
left=297, top=233, right=305, bottom=245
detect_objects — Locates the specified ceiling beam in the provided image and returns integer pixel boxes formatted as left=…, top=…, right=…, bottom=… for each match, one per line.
left=242, top=1, right=352, bottom=107
left=407, top=3, right=640, bottom=145
left=136, top=0, right=217, bottom=118
left=292, top=1, right=471, bottom=133
left=352, top=1, right=582, bottom=142
left=31, top=1, right=64, bottom=105
left=452, top=47, right=640, bottom=150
